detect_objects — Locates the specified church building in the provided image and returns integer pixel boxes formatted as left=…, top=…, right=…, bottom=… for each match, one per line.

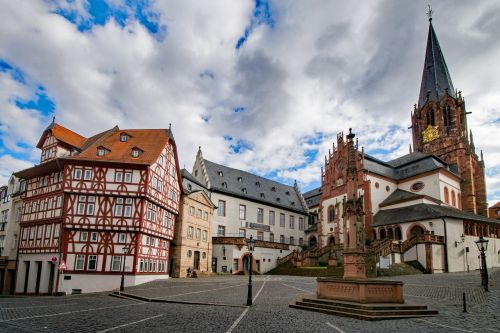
left=309, top=18, right=500, bottom=273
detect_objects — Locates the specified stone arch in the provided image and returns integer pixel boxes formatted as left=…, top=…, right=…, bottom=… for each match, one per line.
left=308, top=236, right=317, bottom=248
left=380, top=228, right=387, bottom=239
left=395, top=226, right=402, bottom=241
left=444, top=187, right=449, bottom=204
left=387, top=228, right=394, bottom=240
left=407, top=223, right=426, bottom=238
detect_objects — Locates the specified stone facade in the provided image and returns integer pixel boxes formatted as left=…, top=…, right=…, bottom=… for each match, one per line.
left=173, top=189, right=215, bottom=278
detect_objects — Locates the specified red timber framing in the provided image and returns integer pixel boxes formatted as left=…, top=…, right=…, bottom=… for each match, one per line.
left=15, top=123, right=183, bottom=293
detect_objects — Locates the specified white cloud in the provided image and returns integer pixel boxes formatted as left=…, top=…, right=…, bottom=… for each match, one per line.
left=0, top=0, right=499, bottom=204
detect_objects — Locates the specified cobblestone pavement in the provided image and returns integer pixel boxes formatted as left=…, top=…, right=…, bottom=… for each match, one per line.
left=0, top=269, right=499, bottom=332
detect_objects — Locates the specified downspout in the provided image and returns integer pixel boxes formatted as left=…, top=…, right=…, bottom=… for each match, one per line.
left=441, top=218, right=449, bottom=272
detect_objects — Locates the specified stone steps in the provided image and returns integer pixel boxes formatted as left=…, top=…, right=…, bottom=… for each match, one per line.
left=290, top=295, right=438, bottom=321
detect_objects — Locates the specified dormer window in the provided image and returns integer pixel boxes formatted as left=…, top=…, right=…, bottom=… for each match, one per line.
left=120, top=133, right=131, bottom=142
left=237, top=177, right=243, bottom=182
left=131, top=147, right=143, bottom=158
left=221, top=182, right=227, bottom=188
left=271, top=187, right=276, bottom=192
left=260, top=193, right=265, bottom=198
left=276, top=197, right=281, bottom=202
left=291, top=201, right=295, bottom=206
left=255, top=181, right=261, bottom=187
left=242, top=188, right=247, bottom=194
left=97, top=147, right=109, bottom=156
left=218, top=171, right=223, bottom=177
left=285, top=191, right=290, bottom=196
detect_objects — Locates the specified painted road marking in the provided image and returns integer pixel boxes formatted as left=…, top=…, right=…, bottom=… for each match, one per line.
left=96, top=314, right=164, bottom=333
left=326, top=321, right=347, bottom=333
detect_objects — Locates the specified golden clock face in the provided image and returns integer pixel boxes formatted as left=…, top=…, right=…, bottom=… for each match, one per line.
left=422, top=125, right=439, bottom=143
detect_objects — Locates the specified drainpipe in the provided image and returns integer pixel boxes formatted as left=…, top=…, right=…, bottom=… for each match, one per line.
left=441, top=218, right=449, bottom=272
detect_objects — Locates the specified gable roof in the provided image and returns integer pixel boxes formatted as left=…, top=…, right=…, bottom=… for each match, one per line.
left=379, top=189, right=441, bottom=208
left=67, top=127, right=170, bottom=165
left=37, top=122, right=87, bottom=149
left=418, top=22, right=456, bottom=108
left=374, top=203, right=499, bottom=227
left=364, top=152, right=458, bottom=181
left=303, top=187, right=322, bottom=208
left=201, top=159, right=308, bottom=214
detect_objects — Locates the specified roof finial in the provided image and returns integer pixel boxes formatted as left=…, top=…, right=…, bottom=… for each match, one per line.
left=169, top=123, right=172, bottom=130
left=52, top=116, right=55, bottom=124
left=426, top=4, right=434, bottom=22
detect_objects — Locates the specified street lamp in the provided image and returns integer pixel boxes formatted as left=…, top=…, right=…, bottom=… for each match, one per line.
left=120, top=245, right=129, bottom=292
left=246, top=235, right=255, bottom=306
left=474, top=236, right=489, bottom=291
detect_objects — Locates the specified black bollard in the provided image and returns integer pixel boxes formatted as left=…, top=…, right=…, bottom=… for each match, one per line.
left=462, top=292, right=467, bottom=313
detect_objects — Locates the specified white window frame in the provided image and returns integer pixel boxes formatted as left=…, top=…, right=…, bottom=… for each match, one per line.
left=111, top=256, right=122, bottom=272
left=75, top=254, right=85, bottom=270
left=87, top=255, right=97, bottom=270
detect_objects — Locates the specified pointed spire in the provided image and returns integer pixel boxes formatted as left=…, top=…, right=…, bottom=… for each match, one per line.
left=409, top=144, right=412, bottom=153
left=418, top=19, right=455, bottom=108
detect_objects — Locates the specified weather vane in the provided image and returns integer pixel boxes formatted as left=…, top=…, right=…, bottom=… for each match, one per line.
left=426, top=5, right=434, bottom=22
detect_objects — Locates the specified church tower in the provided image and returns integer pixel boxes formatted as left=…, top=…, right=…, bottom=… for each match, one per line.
left=411, top=17, right=487, bottom=216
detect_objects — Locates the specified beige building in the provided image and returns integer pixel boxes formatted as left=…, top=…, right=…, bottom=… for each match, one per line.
left=172, top=170, right=215, bottom=277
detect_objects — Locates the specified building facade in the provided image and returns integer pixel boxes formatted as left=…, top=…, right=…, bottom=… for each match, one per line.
left=14, top=121, right=181, bottom=294
left=0, top=176, right=25, bottom=294
left=172, top=169, right=215, bottom=278
left=191, top=148, right=308, bottom=273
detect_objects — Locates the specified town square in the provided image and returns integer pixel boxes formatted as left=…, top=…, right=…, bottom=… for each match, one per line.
left=1, top=1, right=500, bottom=332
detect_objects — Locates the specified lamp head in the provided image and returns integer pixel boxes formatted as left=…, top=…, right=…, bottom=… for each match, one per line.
left=247, top=235, right=255, bottom=252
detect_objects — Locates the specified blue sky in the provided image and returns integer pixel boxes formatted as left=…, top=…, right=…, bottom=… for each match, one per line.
left=0, top=0, right=499, bottom=205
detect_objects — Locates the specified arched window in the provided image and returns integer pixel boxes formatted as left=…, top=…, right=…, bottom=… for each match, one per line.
left=328, top=205, right=335, bottom=222
left=457, top=193, right=462, bottom=209
left=451, top=190, right=456, bottom=207
left=443, top=105, right=452, bottom=127
left=395, top=227, right=402, bottom=241
left=387, top=228, right=394, bottom=240
left=380, top=229, right=387, bottom=239
left=373, top=230, right=377, bottom=240
left=444, top=187, right=449, bottom=204
left=409, top=225, right=425, bottom=236
left=427, top=109, right=435, bottom=126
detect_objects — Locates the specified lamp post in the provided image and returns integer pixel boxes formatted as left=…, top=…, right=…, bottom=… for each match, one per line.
left=120, top=245, right=129, bottom=292
left=246, top=235, right=255, bottom=306
left=474, top=236, right=489, bottom=291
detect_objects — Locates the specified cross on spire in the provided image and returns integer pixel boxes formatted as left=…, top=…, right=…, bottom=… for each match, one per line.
left=426, top=5, right=434, bottom=22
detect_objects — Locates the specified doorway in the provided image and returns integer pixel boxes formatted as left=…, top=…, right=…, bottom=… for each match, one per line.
left=193, top=251, right=200, bottom=270
left=23, top=261, right=30, bottom=294
left=211, top=257, right=217, bottom=273
left=242, top=255, right=251, bottom=273
left=47, top=262, right=55, bottom=294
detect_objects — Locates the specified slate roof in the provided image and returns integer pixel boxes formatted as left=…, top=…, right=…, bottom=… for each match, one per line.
left=201, top=159, right=308, bottom=214
left=418, top=22, right=455, bottom=108
left=363, top=152, right=458, bottom=181
left=181, top=169, right=208, bottom=194
left=373, top=203, right=499, bottom=227
left=379, top=189, right=423, bottom=207
left=303, top=187, right=322, bottom=208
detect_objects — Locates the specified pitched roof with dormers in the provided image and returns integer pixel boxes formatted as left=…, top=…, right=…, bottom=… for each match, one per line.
left=36, top=122, right=87, bottom=149
left=197, top=158, right=308, bottom=214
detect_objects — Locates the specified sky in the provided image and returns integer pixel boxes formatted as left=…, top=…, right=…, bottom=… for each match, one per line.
left=0, top=0, right=499, bottom=205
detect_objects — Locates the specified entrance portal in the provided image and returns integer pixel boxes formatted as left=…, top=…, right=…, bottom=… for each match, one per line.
left=193, top=251, right=200, bottom=270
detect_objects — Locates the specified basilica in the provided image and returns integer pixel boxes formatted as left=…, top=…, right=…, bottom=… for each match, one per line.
left=303, top=19, right=500, bottom=273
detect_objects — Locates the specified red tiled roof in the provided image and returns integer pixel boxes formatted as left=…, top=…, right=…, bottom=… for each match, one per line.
left=36, top=123, right=87, bottom=149
left=67, top=127, right=170, bottom=165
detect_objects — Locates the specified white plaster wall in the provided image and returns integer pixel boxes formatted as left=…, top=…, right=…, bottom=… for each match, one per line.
left=16, top=253, right=59, bottom=294
left=432, top=244, right=445, bottom=273
left=210, top=192, right=307, bottom=244
left=367, top=174, right=396, bottom=214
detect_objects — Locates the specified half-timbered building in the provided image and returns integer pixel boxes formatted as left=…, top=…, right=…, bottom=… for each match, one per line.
left=14, top=120, right=181, bottom=294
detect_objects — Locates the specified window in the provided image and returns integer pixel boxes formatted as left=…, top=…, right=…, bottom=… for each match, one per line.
left=196, top=228, right=201, bottom=240
left=189, top=206, right=195, bottom=216
left=77, top=196, right=95, bottom=215
left=257, top=208, right=263, bottom=223
left=299, top=238, right=303, bottom=246
left=115, top=171, right=123, bottom=182
left=131, top=148, right=142, bottom=158
left=218, top=200, right=226, bottom=216
left=239, top=229, right=246, bottom=237
left=97, top=147, right=107, bottom=156
left=411, top=181, right=425, bottom=192
left=187, top=226, right=194, bottom=238
left=218, top=171, right=223, bottom=177
left=218, top=225, right=226, bottom=236
left=196, top=209, right=202, bottom=218
left=280, top=235, right=285, bottom=243
left=111, top=256, right=122, bottom=271
left=54, top=224, right=60, bottom=238
left=22, top=228, right=28, bottom=240
left=73, top=168, right=82, bottom=180
left=36, top=226, right=43, bottom=239
left=257, top=231, right=264, bottom=241
left=451, top=190, right=456, bottom=207
left=80, top=232, right=88, bottom=242
left=239, top=205, right=246, bottom=220
left=121, top=198, right=131, bottom=217
left=426, top=109, right=435, bottom=126
left=443, top=105, right=452, bottom=127
left=237, top=177, right=242, bottom=182
left=75, top=254, right=85, bottom=270
left=299, top=217, right=304, bottom=231
left=118, top=233, right=126, bottom=243
left=164, top=212, right=173, bottom=228
left=269, top=233, right=274, bottom=242
left=444, top=187, right=450, bottom=204
left=280, top=213, right=285, bottom=227
left=328, top=205, right=335, bottom=222
left=90, top=232, right=98, bottom=242
left=202, top=230, right=207, bottom=241
left=87, top=196, right=95, bottom=215
left=203, top=212, right=208, bottom=220
left=290, top=236, right=295, bottom=245
left=124, top=172, right=132, bottom=183
left=45, top=224, right=52, bottom=239
left=147, top=203, right=157, bottom=222
left=29, top=227, right=35, bottom=240
left=87, top=255, right=97, bottom=270
left=269, top=211, right=275, bottom=225
left=289, top=216, right=295, bottom=229
left=83, top=169, right=93, bottom=180
left=120, top=133, right=129, bottom=142
left=56, top=196, right=62, bottom=208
